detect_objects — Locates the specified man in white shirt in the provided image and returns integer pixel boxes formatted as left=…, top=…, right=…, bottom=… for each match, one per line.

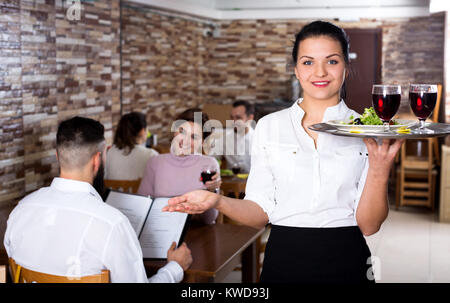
left=3, top=116, right=192, bottom=283
left=206, top=101, right=255, bottom=173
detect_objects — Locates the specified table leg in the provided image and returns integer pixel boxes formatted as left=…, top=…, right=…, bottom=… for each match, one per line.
left=241, top=240, right=258, bottom=283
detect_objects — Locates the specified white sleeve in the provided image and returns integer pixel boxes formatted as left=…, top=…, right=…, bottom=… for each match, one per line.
left=354, top=156, right=369, bottom=213
left=102, top=219, right=149, bottom=283
left=103, top=218, right=184, bottom=283
left=148, top=261, right=184, bottom=283
left=243, top=120, right=276, bottom=222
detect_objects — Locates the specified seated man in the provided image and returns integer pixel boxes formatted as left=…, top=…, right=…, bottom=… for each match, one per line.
left=206, top=101, right=255, bottom=173
left=4, top=116, right=192, bottom=283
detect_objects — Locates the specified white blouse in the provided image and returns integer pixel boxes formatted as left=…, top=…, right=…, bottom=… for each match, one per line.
left=106, top=144, right=159, bottom=180
left=244, top=99, right=369, bottom=228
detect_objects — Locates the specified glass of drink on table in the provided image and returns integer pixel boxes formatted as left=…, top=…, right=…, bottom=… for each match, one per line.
left=409, top=84, right=437, bottom=134
left=372, top=84, right=402, bottom=132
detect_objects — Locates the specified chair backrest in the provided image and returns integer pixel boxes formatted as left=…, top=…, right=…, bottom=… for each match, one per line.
left=401, top=139, right=434, bottom=170
left=153, top=144, right=171, bottom=154
left=104, top=179, right=141, bottom=194
left=9, top=258, right=109, bottom=283
left=432, top=83, right=442, bottom=123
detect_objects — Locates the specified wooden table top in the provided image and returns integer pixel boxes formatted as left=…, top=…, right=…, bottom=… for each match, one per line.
left=144, top=222, right=265, bottom=279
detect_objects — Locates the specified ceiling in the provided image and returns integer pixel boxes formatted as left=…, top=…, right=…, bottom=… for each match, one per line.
left=129, top=0, right=437, bottom=20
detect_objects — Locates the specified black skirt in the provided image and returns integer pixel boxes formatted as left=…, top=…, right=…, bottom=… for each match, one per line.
left=260, top=225, right=375, bottom=283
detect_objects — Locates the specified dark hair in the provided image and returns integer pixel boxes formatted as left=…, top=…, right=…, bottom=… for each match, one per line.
left=56, top=116, right=105, bottom=169
left=232, top=100, right=255, bottom=116
left=175, top=108, right=211, bottom=140
left=292, top=21, right=350, bottom=100
left=114, top=112, right=147, bottom=154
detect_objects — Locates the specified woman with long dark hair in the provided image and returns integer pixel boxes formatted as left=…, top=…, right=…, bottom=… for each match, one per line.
left=106, top=112, right=158, bottom=180
left=163, top=21, right=404, bottom=283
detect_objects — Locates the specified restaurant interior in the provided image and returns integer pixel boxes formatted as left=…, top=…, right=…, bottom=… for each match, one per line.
left=1, top=0, right=450, bottom=283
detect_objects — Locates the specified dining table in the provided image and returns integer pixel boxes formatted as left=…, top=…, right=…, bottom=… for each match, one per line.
left=144, top=222, right=265, bottom=283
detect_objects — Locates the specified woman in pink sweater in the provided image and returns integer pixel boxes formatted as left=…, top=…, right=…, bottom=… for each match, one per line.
left=138, top=109, right=221, bottom=224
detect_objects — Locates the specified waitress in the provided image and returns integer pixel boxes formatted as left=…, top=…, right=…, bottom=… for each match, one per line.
left=163, top=21, right=404, bottom=283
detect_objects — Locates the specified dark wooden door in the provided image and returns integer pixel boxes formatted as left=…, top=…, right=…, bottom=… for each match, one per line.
left=344, top=28, right=382, bottom=114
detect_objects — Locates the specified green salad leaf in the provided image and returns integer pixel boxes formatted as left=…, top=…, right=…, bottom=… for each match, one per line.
left=360, top=107, right=383, bottom=125
left=348, top=107, right=398, bottom=125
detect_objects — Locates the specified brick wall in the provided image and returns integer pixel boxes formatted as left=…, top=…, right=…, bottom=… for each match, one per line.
left=0, top=0, right=121, bottom=207
left=121, top=3, right=210, bottom=144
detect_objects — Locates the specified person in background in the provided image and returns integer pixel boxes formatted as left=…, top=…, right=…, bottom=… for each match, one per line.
left=106, top=112, right=159, bottom=181
left=138, top=108, right=220, bottom=224
left=206, top=101, right=255, bottom=173
left=4, top=116, right=192, bottom=283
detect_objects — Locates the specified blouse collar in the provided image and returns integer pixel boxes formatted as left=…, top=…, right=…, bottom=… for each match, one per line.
left=292, top=98, right=351, bottom=122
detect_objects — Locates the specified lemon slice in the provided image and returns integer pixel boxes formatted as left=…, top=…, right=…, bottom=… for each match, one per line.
left=236, top=173, right=249, bottom=179
left=349, top=127, right=362, bottom=133
left=396, top=126, right=411, bottom=134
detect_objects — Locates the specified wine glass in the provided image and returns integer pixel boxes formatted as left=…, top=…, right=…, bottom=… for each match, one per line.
left=372, top=84, right=402, bottom=132
left=200, top=165, right=219, bottom=193
left=409, top=84, right=437, bottom=133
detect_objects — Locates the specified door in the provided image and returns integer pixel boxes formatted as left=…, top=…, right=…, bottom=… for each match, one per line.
left=344, top=28, right=382, bottom=114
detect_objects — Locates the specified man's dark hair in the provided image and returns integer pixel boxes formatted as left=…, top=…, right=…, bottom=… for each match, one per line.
left=56, top=116, right=105, bottom=170
left=175, top=108, right=211, bottom=140
left=114, top=112, right=147, bottom=155
left=232, top=100, right=255, bottom=116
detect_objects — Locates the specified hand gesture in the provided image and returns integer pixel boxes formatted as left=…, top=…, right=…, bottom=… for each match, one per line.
left=163, top=190, right=220, bottom=215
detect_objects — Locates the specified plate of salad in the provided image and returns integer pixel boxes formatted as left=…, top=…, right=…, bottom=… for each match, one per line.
left=327, top=107, right=416, bottom=133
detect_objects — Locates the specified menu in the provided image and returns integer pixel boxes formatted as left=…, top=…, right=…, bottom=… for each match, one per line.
left=105, top=191, right=190, bottom=259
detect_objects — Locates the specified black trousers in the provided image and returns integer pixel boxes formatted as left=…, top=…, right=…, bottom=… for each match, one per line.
left=260, top=225, right=375, bottom=283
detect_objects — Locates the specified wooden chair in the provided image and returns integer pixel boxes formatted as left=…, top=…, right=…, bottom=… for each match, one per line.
left=104, top=179, right=141, bottom=194
left=153, top=143, right=171, bottom=154
left=8, top=258, right=109, bottom=283
left=396, top=139, right=437, bottom=210
left=0, top=265, right=6, bottom=283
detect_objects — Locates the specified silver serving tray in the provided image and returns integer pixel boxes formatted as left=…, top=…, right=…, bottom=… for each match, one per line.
left=309, top=122, right=450, bottom=139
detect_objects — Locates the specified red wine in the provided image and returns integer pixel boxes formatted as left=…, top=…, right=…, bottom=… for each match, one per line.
left=409, top=92, right=437, bottom=120
left=372, top=93, right=401, bottom=122
left=201, top=170, right=216, bottom=184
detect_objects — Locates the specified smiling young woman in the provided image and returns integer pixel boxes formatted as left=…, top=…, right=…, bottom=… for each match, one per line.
left=163, top=21, right=404, bottom=283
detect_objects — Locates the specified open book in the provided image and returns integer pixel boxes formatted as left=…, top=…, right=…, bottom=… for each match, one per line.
left=105, top=190, right=190, bottom=259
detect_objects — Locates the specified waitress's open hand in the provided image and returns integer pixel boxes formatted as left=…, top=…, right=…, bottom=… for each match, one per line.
left=363, top=138, right=405, bottom=178
left=163, top=190, right=220, bottom=215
